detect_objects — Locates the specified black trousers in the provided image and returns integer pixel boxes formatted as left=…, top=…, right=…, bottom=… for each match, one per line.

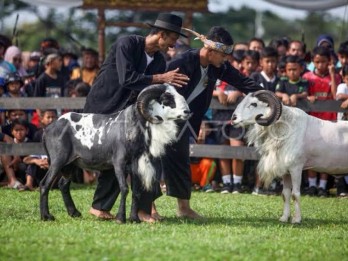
left=91, top=169, right=162, bottom=214
left=162, top=125, right=192, bottom=200
left=92, top=124, right=193, bottom=213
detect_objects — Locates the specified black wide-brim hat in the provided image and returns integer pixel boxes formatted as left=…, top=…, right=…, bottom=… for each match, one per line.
left=146, top=13, right=187, bottom=38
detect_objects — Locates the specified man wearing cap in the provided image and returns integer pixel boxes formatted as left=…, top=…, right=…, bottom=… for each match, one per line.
left=84, top=13, right=190, bottom=222
left=159, top=26, right=262, bottom=219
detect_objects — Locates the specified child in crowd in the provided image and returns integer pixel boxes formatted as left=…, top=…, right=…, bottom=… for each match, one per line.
left=1, top=109, right=38, bottom=140
left=302, top=46, right=342, bottom=197
left=249, top=47, right=279, bottom=195
left=0, top=131, right=24, bottom=189
left=7, top=119, right=31, bottom=186
left=241, top=50, right=260, bottom=76
left=0, top=72, right=27, bottom=124
left=20, top=110, right=58, bottom=191
left=337, top=41, right=348, bottom=76
left=213, top=77, right=245, bottom=194
left=190, top=120, right=217, bottom=193
left=334, top=64, right=348, bottom=196
left=250, top=46, right=279, bottom=92
left=248, top=37, right=265, bottom=53
left=276, top=55, right=309, bottom=106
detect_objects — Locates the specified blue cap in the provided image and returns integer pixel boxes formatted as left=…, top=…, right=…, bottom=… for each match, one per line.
left=316, top=34, right=334, bottom=47
left=0, top=77, right=5, bottom=86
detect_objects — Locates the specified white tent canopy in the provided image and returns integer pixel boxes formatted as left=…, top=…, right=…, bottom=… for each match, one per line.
left=265, top=0, right=348, bottom=11
left=18, top=0, right=348, bottom=10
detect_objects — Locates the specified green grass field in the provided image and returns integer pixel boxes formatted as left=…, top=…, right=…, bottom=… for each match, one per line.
left=1, top=185, right=348, bottom=261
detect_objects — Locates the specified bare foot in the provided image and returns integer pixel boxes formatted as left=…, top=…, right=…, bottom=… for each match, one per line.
left=151, top=202, right=164, bottom=221
left=177, top=208, right=204, bottom=219
left=151, top=211, right=165, bottom=221
left=138, top=210, right=156, bottom=223
left=89, top=207, right=114, bottom=220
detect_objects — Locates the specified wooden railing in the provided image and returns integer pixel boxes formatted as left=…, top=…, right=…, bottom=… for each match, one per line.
left=1, top=97, right=347, bottom=159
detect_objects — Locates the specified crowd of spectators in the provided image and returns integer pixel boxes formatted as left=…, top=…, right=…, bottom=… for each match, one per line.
left=0, top=34, right=99, bottom=190
left=1, top=31, right=348, bottom=198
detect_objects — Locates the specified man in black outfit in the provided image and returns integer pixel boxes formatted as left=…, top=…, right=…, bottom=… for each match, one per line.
left=84, top=13, right=189, bottom=222
left=160, top=26, right=263, bottom=219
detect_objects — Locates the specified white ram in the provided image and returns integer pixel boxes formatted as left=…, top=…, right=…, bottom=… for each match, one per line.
left=231, top=90, right=348, bottom=223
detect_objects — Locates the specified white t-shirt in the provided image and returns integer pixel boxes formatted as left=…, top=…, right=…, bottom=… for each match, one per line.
left=187, top=66, right=208, bottom=104
left=336, top=82, right=348, bottom=121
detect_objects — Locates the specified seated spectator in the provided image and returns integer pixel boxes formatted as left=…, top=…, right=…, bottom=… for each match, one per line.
left=190, top=120, right=217, bottom=193
left=21, top=109, right=58, bottom=191
left=275, top=55, right=308, bottom=107
left=0, top=131, right=24, bottom=189
left=5, top=119, right=31, bottom=187
left=2, top=109, right=38, bottom=140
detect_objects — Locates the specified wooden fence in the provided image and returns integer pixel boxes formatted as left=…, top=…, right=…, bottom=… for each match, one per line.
left=1, top=97, right=347, bottom=159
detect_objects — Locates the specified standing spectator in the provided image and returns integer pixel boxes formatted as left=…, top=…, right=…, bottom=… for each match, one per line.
left=286, top=40, right=309, bottom=75
left=303, top=46, right=341, bottom=197
left=249, top=46, right=280, bottom=195
left=275, top=55, right=308, bottom=107
left=212, top=79, right=245, bottom=194
left=337, top=41, right=348, bottom=76
left=4, top=45, right=27, bottom=77
left=335, top=64, right=348, bottom=196
left=34, top=53, right=65, bottom=98
left=241, top=50, right=260, bottom=76
left=0, top=72, right=27, bottom=124
left=0, top=35, right=16, bottom=79
left=71, top=48, right=99, bottom=86
left=269, top=37, right=289, bottom=58
left=250, top=46, right=279, bottom=92
left=248, top=37, right=265, bottom=53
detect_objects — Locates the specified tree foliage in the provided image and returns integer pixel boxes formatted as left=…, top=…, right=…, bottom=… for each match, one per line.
left=1, top=1, right=348, bottom=54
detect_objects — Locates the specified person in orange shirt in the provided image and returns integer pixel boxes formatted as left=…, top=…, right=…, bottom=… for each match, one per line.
left=71, top=48, right=99, bottom=86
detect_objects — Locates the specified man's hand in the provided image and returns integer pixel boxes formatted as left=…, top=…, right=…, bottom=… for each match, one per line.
left=216, top=90, right=228, bottom=105
left=153, top=68, right=190, bottom=87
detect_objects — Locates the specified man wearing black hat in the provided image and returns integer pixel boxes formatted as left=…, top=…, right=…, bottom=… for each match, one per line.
left=84, top=13, right=189, bottom=222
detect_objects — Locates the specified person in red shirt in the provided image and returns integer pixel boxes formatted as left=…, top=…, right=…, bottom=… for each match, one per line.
left=302, top=46, right=341, bottom=197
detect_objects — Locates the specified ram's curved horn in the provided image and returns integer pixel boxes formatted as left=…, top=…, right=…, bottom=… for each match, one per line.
left=253, top=90, right=282, bottom=126
left=136, top=84, right=167, bottom=124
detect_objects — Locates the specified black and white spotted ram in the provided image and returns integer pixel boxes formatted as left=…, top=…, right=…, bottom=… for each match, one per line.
left=40, top=84, right=190, bottom=223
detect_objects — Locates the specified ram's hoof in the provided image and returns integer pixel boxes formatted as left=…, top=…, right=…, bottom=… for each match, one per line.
left=129, top=215, right=141, bottom=223
left=115, top=214, right=126, bottom=224
left=41, top=213, right=55, bottom=221
left=279, top=215, right=289, bottom=223
left=68, top=209, right=82, bottom=218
